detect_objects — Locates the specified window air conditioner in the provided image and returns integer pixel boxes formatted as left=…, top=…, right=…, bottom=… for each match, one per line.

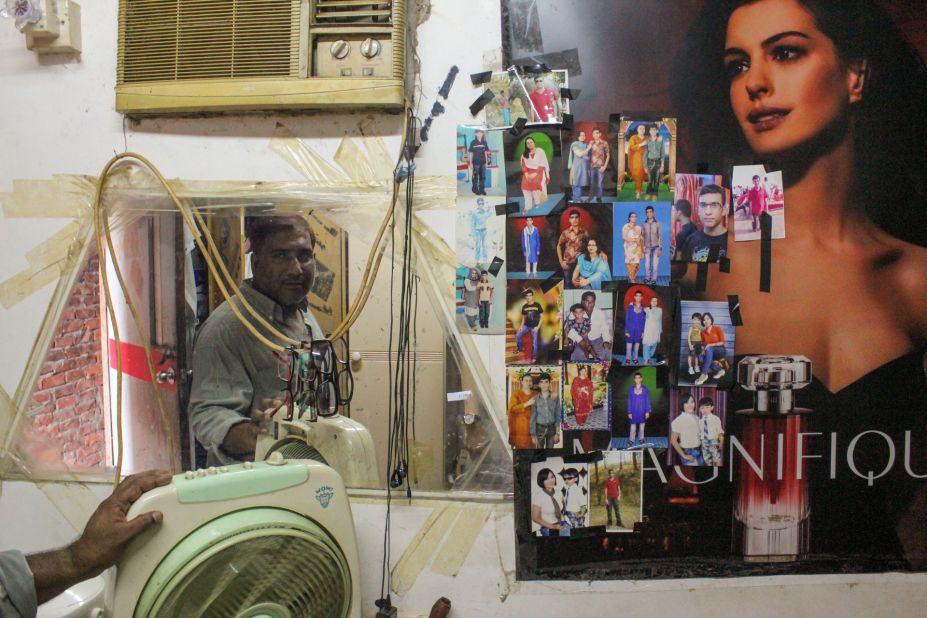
left=115, top=0, right=409, bottom=114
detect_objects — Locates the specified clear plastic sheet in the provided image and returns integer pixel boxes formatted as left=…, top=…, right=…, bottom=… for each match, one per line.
left=0, top=124, right=512, bottom=505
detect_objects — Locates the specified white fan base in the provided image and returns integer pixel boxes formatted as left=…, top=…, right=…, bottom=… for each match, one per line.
left=37, top=575, right=105, bottom=618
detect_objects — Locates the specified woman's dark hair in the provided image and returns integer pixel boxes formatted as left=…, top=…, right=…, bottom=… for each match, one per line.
left=522, top=136, right=536, bottom=159
left=633, top=372, right=643, bottom=379
left=702, top=311, right=715, bottom=325
left=537, top=467, right=555, bottom=489
left=628, top=211, right=637, bottom=221
left=671, top=0, right=927, bottom=245
left=681, top=393, right=696, bottom=410
left=583, top=237, right=600, bottom=260
left=577, top=364, right=589, bottom=377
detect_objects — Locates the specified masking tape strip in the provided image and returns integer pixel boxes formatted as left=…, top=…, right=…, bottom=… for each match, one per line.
left=35, top=481, right=100, bottom=535
left=269, top=123, right=350, bottom=186
left=1, top=191, right=86, bottom=219
left=391, top=504, right=461, bottom=595
left=334, top=136, right=382, bottom=185
left=431, top=506, right=490, bottom=577
left=0, top=262, right=62, bottom=310
left=25, top=220, right=82, bottom=268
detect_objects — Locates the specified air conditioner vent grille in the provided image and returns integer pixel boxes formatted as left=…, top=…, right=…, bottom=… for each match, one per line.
left=314, top=1, right=392, bottom=24
left=118, top=0, right=301, bottom=84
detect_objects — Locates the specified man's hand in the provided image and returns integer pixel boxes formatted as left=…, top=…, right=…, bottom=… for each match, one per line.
left=70, top=470, right=172, bottom=577
left=222, top=399, right=279, bottom=458
left=28, top=469, right=171, bottom=604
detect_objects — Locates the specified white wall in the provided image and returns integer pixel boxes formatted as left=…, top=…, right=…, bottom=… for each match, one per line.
left=1, top=1, right=926, bottom=616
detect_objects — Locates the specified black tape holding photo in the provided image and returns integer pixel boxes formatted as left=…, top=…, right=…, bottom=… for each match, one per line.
left=469, top=89, right=495, bottom=116
left=760, top=211, right=772, bottom=293
left=719, top=256, right=731, bottom=273
left=470, top=70, right=493, bottom=86
left=519, top=63, right=552, bottom=75
left=601, top=280, right=620, bottom=293
left=696, top=162, right=709, bottom=174
left=561, top=113, right=574, bottom=130
left=695, top=262, right=709, bottom=292
left=495, top=202, right=520, bottom=216
left=488, top=256, right=505, bottom=277
left=547, top=194, right=568, bottom=217
left=728, top=295, right=743, bottom=326
left=559, top=87, right=579, bottom=100
left=540, top=272, right=563, bottom=293
left=509, top=116, right=528, bottom=136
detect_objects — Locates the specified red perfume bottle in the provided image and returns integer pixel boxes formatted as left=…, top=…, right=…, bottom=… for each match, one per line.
left=734, top=355, right=812, bottom=562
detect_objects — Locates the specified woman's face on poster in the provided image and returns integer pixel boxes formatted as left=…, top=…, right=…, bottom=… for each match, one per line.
left=578, top=131, right=586, bottom=143
left=650, top=297, right=659, bottom=308
left=522, top=374, right=534, bottom=391
left=525, top=137, right=536, bottom=152
left=724, top=0, right=865, bottom=157
left=543, top=471, right=556, bottom=490
left=587, top=238, right=598, bottom=255
left=634, top=374, right=643, bottom=386
left=636, top=124, right=646, bottom=137
left=629, top=212, right=637, bottom=224
left=703, top=314, right=714, bottom=327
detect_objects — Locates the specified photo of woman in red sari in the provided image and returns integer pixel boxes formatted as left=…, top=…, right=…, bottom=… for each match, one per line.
left=570, top=364, right=593, bottom=425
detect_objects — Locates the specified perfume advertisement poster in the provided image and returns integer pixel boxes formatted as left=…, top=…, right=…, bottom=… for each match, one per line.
left=505, top=0, right=927, bottom=580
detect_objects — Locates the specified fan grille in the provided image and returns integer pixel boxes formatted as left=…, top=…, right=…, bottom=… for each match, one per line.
left=153, top=529, right=350, bottom=617
left=267, top=438, right=329, bottom=465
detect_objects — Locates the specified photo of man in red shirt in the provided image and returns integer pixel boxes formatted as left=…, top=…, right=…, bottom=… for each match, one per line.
left=604, top=469, right=622, bottom=528
left=529, top=75, right=560, bottom=123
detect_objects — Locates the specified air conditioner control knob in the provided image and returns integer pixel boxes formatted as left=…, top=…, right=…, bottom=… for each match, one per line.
left=360, top=38, right=381, bottom=59
left=330, top=39, right=351, bottom=60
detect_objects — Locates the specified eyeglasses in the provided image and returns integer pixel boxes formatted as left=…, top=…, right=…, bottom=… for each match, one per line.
left=271, top=336, right=354, bottom=421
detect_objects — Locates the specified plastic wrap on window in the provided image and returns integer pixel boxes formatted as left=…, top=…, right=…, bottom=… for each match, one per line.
left=1, top=123, right=512, bottom=503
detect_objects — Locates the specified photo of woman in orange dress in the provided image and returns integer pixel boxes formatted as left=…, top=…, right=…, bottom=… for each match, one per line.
left=626, top=124, right=649, bottom=199
left=507, top=372, right=537, bottom=449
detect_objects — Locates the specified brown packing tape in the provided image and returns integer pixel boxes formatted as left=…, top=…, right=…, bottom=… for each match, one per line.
left=431, top=505, right=490, bottom=577
left=1, top=191, right=86, bottom=219
left=268, top=124, right=349, bottom=186
left=391, top=504, right=462, bottom=595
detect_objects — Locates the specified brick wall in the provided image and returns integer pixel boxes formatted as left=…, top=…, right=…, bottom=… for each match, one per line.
left=29, top=255, right=107, bottom=468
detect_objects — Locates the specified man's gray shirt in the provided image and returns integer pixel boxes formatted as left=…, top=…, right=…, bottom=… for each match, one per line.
left=0, top=551, right=35, bottom=618
left=188, top=280, right=322, bottom=465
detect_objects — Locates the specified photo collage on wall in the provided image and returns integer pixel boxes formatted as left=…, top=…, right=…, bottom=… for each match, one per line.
left=463, top=62, right=752, bottom=550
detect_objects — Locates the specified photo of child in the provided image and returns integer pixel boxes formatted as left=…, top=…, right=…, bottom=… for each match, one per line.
left=506, top=215, right=557, bottom=280
left=456, top=126, right=506, bottom=196
left=505, top=281, right=562, bottom=365
left=609, top=366, right=668, bottom=450
left=667, top=388, right=727, bottom=467
left=677, top=301, right=735, bottom=388
left=530, top=457, right=588, bottom=537
left=506, top=366, right=563, bottom=449
left=563, top=289, right=613, bottom=362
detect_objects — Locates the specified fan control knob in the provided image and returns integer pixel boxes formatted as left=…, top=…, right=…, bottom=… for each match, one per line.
left=243, top=461, right=253, bottom=470
left=360, top=38, right=382, bottom=59
left=267, top=451, right=287, bottom=466
left=330, top=39, right=351, bottom=60
left=184, top=471, right=195, bottom=480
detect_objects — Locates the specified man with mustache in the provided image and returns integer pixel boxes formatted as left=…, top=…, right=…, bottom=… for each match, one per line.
left=189, top=215, right=322, bottom=465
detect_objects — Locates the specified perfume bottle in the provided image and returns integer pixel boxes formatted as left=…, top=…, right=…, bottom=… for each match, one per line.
left=734, top=355, right=813, bottom=562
